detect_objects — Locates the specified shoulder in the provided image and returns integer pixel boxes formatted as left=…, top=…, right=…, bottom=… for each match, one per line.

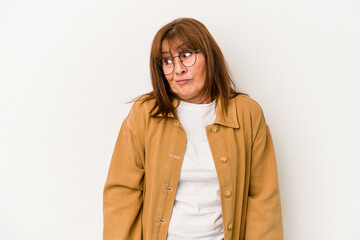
left=125, top=94, right=156, bottom=133
left=232, top=94, right=267, bottom=139
left=232, top=94, right=265, bottom=118
left=129, top=95, right=156, bottom=117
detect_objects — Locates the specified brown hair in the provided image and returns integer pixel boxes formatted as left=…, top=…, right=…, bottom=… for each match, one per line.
left=139, top=17, right=246, bottom=118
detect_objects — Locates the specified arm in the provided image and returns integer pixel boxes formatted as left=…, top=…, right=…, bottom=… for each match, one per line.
left=245, top=117, right=284, bottom=239
left=103, top=116, right=145, bottom=240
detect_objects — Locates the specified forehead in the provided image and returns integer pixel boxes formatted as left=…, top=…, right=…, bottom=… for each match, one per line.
left=161, top=39, right=187, bottom=54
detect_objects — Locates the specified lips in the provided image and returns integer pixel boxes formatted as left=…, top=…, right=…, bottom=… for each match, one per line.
left=175, top=79, right=191, bottom=84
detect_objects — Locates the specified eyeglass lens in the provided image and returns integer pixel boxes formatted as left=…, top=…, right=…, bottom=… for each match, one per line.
left=162, top=50, right=197, bottom=75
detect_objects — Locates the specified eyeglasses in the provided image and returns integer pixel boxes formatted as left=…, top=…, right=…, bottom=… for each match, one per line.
left=161, top=49, right=201, bottom=75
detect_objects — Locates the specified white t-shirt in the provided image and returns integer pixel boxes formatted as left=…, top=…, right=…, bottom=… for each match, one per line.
left=166, top=99, right=224, bottom=240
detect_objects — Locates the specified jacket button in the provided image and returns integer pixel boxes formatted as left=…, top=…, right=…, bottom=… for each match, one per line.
left=224, top=191, right=232, bottom=198
left=211, top=125, right=219, bottom=133
left=220, top=156, right=228, bottom=163
left=169, top=154, right=180, bottom=159
left=227, top=223, right=233, bottom=230
left=163, top=186, right=173, bottom=191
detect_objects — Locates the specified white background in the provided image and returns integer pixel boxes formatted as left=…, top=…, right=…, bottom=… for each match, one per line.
left=1, top=0, right=360, bottom=239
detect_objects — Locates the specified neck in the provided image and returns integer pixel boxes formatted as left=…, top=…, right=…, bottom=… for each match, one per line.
left=181, top=95, right=212, bottom=104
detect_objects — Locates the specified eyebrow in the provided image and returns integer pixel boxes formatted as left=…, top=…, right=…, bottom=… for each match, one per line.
left=161, top=43, right=186, bottom=54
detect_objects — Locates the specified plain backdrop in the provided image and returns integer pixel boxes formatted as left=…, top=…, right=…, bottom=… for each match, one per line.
left=1, top=0, right=360, bottom=239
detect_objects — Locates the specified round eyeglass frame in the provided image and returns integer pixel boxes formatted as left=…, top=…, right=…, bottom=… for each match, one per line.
left=161, top=49, right=201, bottom=75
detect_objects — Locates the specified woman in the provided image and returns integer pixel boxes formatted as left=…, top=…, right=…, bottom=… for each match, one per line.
left=103, top=18, right=283, bottom=240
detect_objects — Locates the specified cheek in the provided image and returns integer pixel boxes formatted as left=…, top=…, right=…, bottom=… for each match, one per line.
left=165, top=77, right=177, bottom=91
left=165, top=72, right=174, bottom=82
left=196, top=65, right=206, bottom=84
left=164, top=75, right=172, bottom=85
left=194, top=57, right=206, bottom=82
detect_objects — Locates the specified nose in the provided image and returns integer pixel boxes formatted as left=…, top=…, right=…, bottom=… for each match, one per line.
left=173, top=56, right=186, bottom=74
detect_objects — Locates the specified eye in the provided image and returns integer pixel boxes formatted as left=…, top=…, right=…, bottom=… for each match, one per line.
left=162, top=58, right=173, bottom=66
left=181, top=50, right=193, bottom=58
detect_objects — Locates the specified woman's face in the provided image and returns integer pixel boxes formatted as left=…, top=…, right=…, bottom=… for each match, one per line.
left=161, top=39, right=209, bottom=104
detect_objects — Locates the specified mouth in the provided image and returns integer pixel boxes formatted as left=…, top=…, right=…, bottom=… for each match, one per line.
left=175, top=79, right=191, bottom=84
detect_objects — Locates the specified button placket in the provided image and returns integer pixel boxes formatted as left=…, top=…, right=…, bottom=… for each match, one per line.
left=154, top=121, right=187, bottom=240
left=207, top=123, right=235, bottom=236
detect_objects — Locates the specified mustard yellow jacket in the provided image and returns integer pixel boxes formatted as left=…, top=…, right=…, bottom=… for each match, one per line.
left=103, top=94, right=284, bottom=240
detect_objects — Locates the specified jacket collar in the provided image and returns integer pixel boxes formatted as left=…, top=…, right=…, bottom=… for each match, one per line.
left=213, top=96, right=240, bottom=129
left=155, top=97, right=239, bottom=129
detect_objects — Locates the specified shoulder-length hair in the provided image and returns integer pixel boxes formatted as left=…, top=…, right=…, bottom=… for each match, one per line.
left=140, top=17, right=246, bottom=118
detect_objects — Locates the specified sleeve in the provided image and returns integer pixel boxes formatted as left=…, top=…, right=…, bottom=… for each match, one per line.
left=245, top=116, right=284, bottom=239
left=103, top=116, right=145, bottom=240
